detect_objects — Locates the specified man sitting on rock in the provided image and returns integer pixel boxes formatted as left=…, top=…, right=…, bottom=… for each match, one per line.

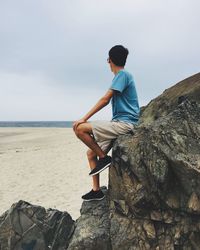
left=73, top=45, right=140, bottom=201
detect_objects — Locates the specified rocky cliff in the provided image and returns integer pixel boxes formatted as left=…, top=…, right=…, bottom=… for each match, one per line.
left=0, top=72, right=200, bottom=250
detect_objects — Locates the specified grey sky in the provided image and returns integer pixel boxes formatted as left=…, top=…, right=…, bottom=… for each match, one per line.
left=0, top=0, right=199, bottom=121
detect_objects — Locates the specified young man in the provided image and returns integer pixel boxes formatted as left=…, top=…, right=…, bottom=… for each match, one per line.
left=73, top=45, right=140, bottom=201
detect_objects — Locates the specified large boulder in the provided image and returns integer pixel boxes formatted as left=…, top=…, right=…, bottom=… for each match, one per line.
left=107, top=72, right=200, bottom=249
left=0, top=200, right=74, bottom=250
left=109, top=98, right=200, bottom=249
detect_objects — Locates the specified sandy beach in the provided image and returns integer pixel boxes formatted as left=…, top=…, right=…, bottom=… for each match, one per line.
left=0, top=127, right=109, bottom=220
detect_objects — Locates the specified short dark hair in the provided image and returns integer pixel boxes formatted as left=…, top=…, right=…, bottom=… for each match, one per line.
left=108, top=45, right=129, bottom=66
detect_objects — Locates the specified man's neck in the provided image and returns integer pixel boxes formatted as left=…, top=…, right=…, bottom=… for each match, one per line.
left=113, top=67, right=124, bottom=75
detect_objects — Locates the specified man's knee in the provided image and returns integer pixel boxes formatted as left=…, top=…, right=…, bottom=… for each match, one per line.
left=87, top=149, right=97, bottom=159
left=74, top=123, right=85, bottom=137
left=74, top=122, right=93, bottom=138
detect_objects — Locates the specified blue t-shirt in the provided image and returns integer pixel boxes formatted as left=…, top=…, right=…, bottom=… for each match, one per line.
left=109, top=69, right=140, bottom=124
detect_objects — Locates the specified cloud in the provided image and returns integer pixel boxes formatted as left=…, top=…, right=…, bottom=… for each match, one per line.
left=0, top=70, right=112, bottom=120
left=0, top=0, right=199, bottom=120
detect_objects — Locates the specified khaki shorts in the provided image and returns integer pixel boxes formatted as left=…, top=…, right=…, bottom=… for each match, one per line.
left=89, top=120, right=137, bottom=153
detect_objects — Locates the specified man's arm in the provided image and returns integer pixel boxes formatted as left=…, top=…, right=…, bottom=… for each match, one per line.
left=73, top=89, right=114, bottom=131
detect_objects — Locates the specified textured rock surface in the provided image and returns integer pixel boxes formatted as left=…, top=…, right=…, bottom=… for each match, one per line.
left=107, top=72, right=200, bottom=249
left=68, top=186, right=111, bottom=250
left=109, top=98, right=200, bottom=249
left=139, top=72, right=200, bottom=126
left=0, top=72, right=200, bottom=249
left=0, top=200, right=74, bottom=250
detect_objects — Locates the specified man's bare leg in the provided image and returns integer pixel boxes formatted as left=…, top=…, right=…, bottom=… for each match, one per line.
left=74, top=122, right=106, bottom=159
left=87, top=149, right=100, bottom=191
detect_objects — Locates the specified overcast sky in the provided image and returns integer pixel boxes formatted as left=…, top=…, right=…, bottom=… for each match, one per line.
left=0, top=0, right=199, bottom=121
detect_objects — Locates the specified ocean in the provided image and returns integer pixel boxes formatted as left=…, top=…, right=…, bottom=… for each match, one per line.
left=0, top=121, right=73, bottom=128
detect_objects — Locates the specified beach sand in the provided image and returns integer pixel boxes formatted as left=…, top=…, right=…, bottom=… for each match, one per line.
left=0, top=127, right=110, bottom=220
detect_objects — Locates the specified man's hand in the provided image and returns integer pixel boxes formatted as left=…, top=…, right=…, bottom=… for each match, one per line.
left=73, top=118, right=87, bottom=132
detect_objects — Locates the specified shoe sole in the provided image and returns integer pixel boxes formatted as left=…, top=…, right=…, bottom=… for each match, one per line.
left=89, top=163, right=111, bottom=176
left=82, top=195, right=105, bottom=201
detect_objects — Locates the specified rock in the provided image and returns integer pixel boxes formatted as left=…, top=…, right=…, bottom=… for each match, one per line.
left=139, top=72, right=200, bottom=126
left=68, top=186, right=111, bottom=250
left=0, top=200, right=74, bottom=250
left=110, top=212, right=149, bottom=250
left=110, top=99, right=200, bottom=214
left=108, top=73, right=200, bottom=249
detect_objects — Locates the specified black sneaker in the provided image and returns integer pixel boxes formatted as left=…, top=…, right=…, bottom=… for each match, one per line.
left=89, top=155, right=112, bottom=176
left=81, top=189, right=105, bottom=201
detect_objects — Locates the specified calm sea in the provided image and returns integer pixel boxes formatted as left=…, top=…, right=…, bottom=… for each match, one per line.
left=0, top=121, right=73, bottom=128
